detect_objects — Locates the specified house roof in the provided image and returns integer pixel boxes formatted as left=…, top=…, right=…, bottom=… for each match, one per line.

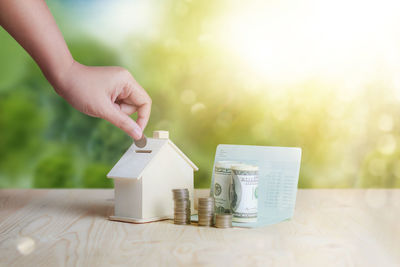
left=107, top=138, right=198, bottom=179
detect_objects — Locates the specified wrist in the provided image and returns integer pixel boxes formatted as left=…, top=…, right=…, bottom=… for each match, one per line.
left=47, top=58, right=77, bottom=97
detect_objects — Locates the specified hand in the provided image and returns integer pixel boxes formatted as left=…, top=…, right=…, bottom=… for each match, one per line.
left=54, top=61, right=151, bottom=140
left=0, top=0, right=151, bottom=139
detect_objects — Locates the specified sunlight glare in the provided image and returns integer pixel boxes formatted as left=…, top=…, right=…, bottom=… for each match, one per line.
left=215, top=0, right=400, bottom=86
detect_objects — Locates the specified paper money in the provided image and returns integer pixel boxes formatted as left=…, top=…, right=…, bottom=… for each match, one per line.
left=213, top=161, right=239, bottom=214
left=231, top=164, right=259, bottom=223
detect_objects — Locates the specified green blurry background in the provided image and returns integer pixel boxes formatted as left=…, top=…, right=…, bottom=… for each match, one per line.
left=1, top=0, right=400, bottom=188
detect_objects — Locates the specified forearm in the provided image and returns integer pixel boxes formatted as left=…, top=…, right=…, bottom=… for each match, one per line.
left=0, top=0, right=151, bottom=139
left=0, top=0, right=74, bottom=87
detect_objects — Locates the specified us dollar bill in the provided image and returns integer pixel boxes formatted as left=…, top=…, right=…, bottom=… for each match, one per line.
left=213, top=161, right=239, bottom=214
left=231, top=164, right=259, bottom=222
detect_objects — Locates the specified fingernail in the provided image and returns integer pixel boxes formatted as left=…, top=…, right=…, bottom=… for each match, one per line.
left=133, top=125, right=142, bottom=139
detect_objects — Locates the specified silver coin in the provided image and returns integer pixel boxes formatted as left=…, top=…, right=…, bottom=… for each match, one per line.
left=199, top=207, right=213, bottom=209
left=198, top=211, right=214, bottom=214
left=198, top=202, right=214, bottom=205
left=175, top=202, right=190, bottom=205
left=173, top=194, right=189, bottom=197
left=174, top=200, right=190, bottom=205
left=198, top=198, right=214, bottom=203
left=215, top=214, right=232, bottom=220
left=198, top=219, right=213, bottom=222
left=173, top=193, right=189, bottom=198
left=198, top=206, right=214, bottom=210
left=198, top=204, right=213, bottom=207
left=175, top=209, right=191, bottom=212
left=215, top=214, right=232, bottom=228
left=198, top=211, right=213, bottom=214
left=134, top=134, right=147, bottom=148
left=174, top=204, right=191, bottom=208
left=173, top=191, right=189, bottom=195
left=172, top=189, right=189, bottom=194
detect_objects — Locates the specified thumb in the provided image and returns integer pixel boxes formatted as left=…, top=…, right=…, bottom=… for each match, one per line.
left=103, top=104, right=143, bottom=140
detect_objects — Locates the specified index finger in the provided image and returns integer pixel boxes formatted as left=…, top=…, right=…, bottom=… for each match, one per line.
left=136, top=101, right=151, bottom=130
left=127, top=78, right=152, bottom=130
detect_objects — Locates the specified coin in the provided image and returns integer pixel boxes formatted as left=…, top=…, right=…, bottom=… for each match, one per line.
left=134, top=134, right=147, bottom=148
left=172, top=188, right=191, bottom=225
left=197, top=197, right=215, bottom=227
left=198, top=197, right=214, bottom=202
left=215, top=214, right=232, bottom=228
left=172, top=189, right=189, bottom=199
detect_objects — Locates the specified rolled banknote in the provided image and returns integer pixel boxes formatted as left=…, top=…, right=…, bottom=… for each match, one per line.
left=231, top=164, right=259, bottom=222
left=213, top=161, right=239, bottom=214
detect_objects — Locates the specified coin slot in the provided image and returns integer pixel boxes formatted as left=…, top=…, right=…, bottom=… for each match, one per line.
left=135, top=150, right=152, bottom=153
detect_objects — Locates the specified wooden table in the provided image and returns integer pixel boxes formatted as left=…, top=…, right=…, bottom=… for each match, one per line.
left=0, top=189, right=399, bottom=266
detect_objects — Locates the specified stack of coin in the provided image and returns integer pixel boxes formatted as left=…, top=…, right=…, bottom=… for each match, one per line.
left=197, top=197, right=215, bottom=226
left=215, top=214, right=233, bottom=228
left=172, top=189, right=191, bottom=225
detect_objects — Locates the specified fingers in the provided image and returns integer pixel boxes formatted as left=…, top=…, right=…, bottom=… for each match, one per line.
left=136, top=102, right=151, bottom=130
left=123, top=74, right=152, bottom=130
left=116, top=103, right=137, bottom=115
left=111, top=68, right=152, bottom=132
left=116, top=101, right=149, bottom=130
left=103, top=104, right=143, bottom=140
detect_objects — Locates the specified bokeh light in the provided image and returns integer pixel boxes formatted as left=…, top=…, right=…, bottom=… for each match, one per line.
left=1, top=0, right=400, bottom=188
left=16, top=237, right=36, bottom=255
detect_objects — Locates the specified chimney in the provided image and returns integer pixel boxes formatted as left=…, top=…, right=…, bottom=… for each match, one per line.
left=153, top=130, right=169, bottom=139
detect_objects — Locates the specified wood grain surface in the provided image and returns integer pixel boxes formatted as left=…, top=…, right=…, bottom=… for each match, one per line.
left=0, top=189, right=399, bottom=267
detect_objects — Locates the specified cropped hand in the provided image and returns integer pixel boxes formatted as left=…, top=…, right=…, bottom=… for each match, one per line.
left=55, top=61, right=151, bottom=140
left=0, top=0, right=151, bottom=140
